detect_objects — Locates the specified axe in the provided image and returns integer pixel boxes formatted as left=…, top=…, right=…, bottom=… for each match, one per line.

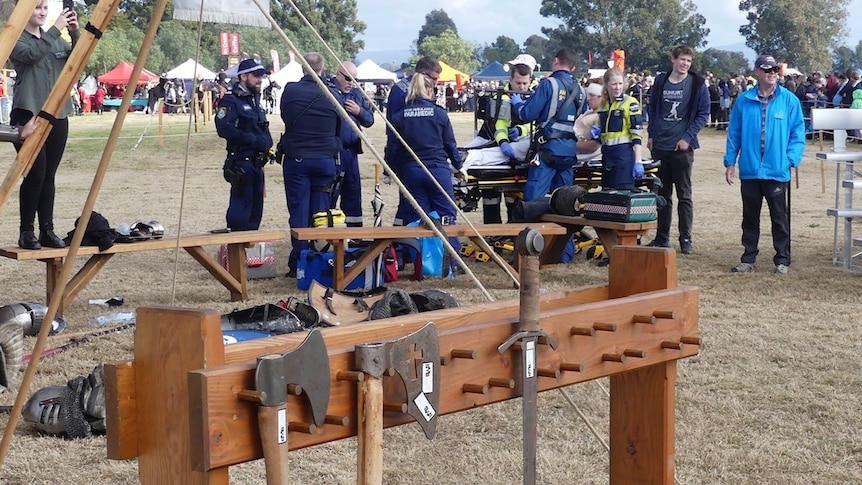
left=243, top=329, right=331, bottom=485
left=354, top=322, right=440, bottom=484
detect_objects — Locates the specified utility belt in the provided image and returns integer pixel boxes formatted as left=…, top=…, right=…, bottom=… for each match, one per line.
left=227, top=152, right=268, bottom=168
left=535, top=130, right=577, bottom=146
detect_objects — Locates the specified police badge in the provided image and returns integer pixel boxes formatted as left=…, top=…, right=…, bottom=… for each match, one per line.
left=217, top=107, right=227, bottom=119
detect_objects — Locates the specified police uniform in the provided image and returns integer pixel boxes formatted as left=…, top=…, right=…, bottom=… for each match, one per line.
left=512, top=70, right=582, bottom=201
left=214, top=60, right=272, bottom=231
left=389, top=97, right=462, bottom=227
left=334, top=84, right=374, bottom=226
left=280, top=73, right=342, bottom=274
left=598, top=94, right=644, bottom=189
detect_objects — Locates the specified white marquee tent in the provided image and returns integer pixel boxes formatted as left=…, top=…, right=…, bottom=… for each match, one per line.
left=164, top=58, right=217, bottom=80
left=355, top=59, right=397, bottom=83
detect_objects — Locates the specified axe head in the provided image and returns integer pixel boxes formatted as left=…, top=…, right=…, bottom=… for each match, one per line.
left=255, top=329, right=331, bottom=427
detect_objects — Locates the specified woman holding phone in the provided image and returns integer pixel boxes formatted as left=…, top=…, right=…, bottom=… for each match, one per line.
left=9, top=0, right=79, bottom=249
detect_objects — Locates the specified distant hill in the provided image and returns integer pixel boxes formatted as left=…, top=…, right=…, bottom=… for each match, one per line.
left=355, top=49, right=412, bottom=70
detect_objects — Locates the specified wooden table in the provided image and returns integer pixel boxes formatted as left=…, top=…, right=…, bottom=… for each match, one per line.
left=0, top=230, right=287, bottom=314
left=292, top=223, right=567, bottom=290
left=539, top=214, right=657, bottom=263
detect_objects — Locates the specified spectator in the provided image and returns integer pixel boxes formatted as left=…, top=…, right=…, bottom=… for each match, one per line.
left=723, top=54, right=805, bottom=275
left=9, top=0, right=79, bottom=249
left=94, top=83, right=107, bottom=115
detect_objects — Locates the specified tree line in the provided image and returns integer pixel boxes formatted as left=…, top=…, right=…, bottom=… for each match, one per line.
left=2, top=0, right=860, bottom=79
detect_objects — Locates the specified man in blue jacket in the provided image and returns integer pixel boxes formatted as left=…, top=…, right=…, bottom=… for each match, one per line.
left=215, top=58, right=273, bottom=232
left=724, top=54, right=805, bottom=275
left=332, top=61, right=374, bottom=226
left=510, top=48, right=582, bottom=201
left=646, top=45, right=711, bottom=254
left=280, top=52, right=342, bottom=277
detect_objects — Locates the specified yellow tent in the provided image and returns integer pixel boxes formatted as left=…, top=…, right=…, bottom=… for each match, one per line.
left=437, top=60, right=470, bottom=83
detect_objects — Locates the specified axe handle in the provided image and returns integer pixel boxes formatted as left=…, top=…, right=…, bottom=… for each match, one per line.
left=357, top=377, right=383, bottom=485
left=258, top=404, right=290, bottom=485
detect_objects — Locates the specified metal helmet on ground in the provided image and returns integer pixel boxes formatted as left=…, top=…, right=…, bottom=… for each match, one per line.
left=0, top=302, right=66, bottom=337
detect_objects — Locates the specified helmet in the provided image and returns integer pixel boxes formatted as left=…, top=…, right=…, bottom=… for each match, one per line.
left=130, top=220, right=165, bottom=240
left=0, top=302, right=66, bottom=337
left=22, top=365, right=106, bottom=437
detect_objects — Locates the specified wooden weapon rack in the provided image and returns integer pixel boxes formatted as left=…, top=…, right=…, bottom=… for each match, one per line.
left=104, top=246, right=700, bottom=484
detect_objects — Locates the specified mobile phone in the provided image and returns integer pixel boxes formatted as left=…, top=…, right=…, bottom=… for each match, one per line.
left=63, top=0, right=74, bottom=12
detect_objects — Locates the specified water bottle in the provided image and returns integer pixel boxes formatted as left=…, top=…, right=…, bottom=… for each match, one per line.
left=88, top=310, right=136, bottom=327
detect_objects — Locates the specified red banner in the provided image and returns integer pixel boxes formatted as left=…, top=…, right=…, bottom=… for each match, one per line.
left=219, top=32, right=229, bottom=56
left=229, top=33, right=240, bottom=57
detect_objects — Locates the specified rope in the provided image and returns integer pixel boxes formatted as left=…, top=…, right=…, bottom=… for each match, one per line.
left=276, top=0, right=520, bottom=292
left=169, top=0, right=209, bottom=305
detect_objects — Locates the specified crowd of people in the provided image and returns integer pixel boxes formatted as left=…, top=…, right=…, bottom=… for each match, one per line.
left=0, top=0, right=808, bottom=279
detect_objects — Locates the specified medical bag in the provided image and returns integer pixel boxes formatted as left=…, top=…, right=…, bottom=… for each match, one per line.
left=311, top=209, right=346, bottom=252
left=296, top=247, right=384, bottom=291
left=583, top=190, right=658, bottom=223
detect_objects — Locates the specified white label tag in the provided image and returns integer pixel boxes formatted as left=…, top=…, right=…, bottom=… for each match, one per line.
left=277, top=408, right=287, bottom=444
left=413, top=392, right=436, bottom=422
left=422, top=361, right=434, bottom=393
left=525, top=340, right=536, bottom=379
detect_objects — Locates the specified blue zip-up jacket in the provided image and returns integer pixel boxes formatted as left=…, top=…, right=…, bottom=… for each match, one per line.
left=339, top=84, right=374, bottom=153
left=384, top=75, right=412, bottom=163
left=647, top=71, right=710, bottom=149
left=215, top=82, right=272, bottom=160
left=390, top=98, right=461, bottom=171
left=280, top=74, right=342, bottom=159
left=723, top=84, right=805, bottom=182
left=513, top=70, right=579, bottom=158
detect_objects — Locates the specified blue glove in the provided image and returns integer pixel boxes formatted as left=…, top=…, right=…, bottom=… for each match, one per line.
left=510, top=93, right=524, bottom=107
left=500, top=141, right=517, bottom=160
left=590, top=125, right=601, bottom=140
left=507, top=127, right=520, bottom=140
left=632, top=161, right=645, bottom=178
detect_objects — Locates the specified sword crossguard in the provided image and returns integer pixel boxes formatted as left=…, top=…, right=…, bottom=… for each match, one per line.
left=497, top=330, right=558, bottom=354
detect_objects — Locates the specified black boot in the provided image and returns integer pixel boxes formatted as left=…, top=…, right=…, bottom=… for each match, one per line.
left=39, top=227, right=66, bottom=248
left=18, top=231, right=41, bottom=250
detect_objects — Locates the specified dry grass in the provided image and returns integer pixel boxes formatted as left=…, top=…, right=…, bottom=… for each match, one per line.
left=1, top=109, right=862, bottom=484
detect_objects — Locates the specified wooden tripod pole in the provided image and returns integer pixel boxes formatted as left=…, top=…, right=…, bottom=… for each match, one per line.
left=0, top=0, right=169, bottom=471
left=0, top=0, right=40, bottom=71
left=0, top=0, right=119, bottom=217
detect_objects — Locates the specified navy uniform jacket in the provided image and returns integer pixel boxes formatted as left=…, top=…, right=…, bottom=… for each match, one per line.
left=280, top=74, right=342, bottom=159
left=215, top=82, right=272, bottom=160
left=513, top=70, right=580, bottom=159
left=390, top=98, right=462, bottom=171
left=340, top=84, right=374, bottom=153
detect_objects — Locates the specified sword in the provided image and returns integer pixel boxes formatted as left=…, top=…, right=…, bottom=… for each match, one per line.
left=498, top=227, right=557, bottom=484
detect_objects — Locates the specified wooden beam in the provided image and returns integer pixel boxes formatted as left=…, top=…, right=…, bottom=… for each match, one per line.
left=0, top=0, right=40, bottom=74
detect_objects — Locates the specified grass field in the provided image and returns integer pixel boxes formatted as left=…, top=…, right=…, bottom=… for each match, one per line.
left=1, top=108, right=861, bottom=484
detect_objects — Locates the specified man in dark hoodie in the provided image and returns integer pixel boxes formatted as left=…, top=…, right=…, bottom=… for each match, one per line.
left=646, top=45, right=710, bottom=255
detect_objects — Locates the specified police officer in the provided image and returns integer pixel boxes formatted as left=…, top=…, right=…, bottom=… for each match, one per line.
left=280, top=52, right=342, bottom=278
left=385, top=56, right=442, bottom=226
left=510, top=49, right=583, bottom=201
left=215, top=58, right=273, bottom=232
left=332, top=61, right=374, bottom=227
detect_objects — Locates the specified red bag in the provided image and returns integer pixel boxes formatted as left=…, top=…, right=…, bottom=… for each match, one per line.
left=383, top=244, right=398, bottom=282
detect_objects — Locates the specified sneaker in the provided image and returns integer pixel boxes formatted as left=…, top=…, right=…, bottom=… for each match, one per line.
left=774, top=264, right=789, bottom=275
left=679, top=239, right=694, bottom=255
left=646, top=239, right=670, bottom=248
left=731, top=262, right=756, bottom=273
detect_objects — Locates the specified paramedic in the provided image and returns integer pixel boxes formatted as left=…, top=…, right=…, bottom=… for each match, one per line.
left=510, top=49, right=582, bottom=201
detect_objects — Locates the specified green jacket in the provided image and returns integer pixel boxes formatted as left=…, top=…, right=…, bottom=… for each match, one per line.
left=10, top=26, right=79, bottom=119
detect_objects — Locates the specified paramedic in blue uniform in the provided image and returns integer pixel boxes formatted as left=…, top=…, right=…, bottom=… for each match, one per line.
left=510, top=49, right=582, bottom=201
left=386, top=56, right=442, bottom=225
left=389, top=73, right=462, bottom=245
left=280, top=52, right=342, bottom=278
left=215, top=58, right=272, bottom=232
left=332, top=61, right=374, bottom=226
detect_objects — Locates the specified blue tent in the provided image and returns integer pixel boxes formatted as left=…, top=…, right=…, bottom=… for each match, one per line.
left=472, top=61, right=509, bottom=82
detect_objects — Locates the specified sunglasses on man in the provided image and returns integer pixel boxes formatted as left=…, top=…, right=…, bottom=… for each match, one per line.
left=759, top=66, right=781, bottom=74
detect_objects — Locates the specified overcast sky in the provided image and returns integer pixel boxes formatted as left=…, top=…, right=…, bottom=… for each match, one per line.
left=356, top=0, right=861, bottom=56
